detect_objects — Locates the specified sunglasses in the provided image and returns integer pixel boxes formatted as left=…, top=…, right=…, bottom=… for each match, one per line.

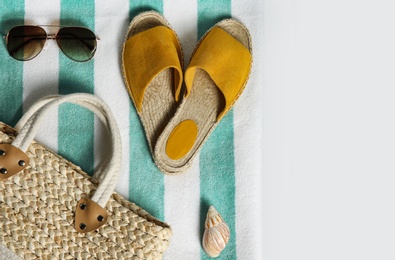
left=3, top=25, right=99, bottom=62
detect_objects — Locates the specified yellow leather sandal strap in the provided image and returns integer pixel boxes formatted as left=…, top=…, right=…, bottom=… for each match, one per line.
left=123, top=26, right=183, bottom=112
left=185, top=27, right=252, bottom=120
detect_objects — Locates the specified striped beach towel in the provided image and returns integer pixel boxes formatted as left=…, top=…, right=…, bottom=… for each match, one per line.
left=0, top=0, right=263, bottom=259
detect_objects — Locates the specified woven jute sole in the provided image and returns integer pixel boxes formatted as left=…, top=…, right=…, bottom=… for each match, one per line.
left=0, top=123, right=172, bottom=259
left=121, top=11, right=183, bottom=153
left=154, top=19, right=253, bottom=175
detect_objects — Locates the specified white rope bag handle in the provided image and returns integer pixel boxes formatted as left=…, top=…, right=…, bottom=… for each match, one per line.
left=15, top=95, right=111, bottom=183
left=12, top=93, right=122, bottom=208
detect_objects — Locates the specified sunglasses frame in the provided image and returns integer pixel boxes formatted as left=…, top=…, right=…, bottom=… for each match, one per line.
left=3, top=25, right=100, bottom=62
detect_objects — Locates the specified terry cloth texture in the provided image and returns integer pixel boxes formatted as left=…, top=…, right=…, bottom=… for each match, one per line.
left=0, top=0, right=263, bottom=259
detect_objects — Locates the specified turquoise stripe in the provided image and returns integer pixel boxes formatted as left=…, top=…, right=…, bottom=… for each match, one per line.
left=198, top=1, right=236, bottom=259
left=128, top=1, right=164, bottom=219
left=197, top=1, right=232, bottom=34
left=0, top=1, right=24, bottom=126
left=129, top=0, right=163, bottom=19
left=58, top=0, right=95, bottom=175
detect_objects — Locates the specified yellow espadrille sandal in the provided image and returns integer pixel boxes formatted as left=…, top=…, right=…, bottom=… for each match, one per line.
left=154, top=19, right=252, bottom=175
left=122, top=11, right=183, bottom=153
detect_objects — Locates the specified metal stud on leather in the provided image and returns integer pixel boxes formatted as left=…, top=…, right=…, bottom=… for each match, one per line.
left=75, top=198, right=108, bottom=233
left=0, top=143, right=29, bottom=181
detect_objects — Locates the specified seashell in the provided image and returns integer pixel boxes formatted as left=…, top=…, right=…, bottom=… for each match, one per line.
left=202, top=206, right=230, bottom=258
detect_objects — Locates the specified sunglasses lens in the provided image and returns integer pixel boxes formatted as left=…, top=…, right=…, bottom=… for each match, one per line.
left=7, top=26, right=46, bottom=61
left=57, top=27, right=97, bottom=62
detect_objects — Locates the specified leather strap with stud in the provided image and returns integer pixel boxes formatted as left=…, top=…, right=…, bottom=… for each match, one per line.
left=75, top=198, right=108, bottom=233
left=0, top=143, right=29, bottom=181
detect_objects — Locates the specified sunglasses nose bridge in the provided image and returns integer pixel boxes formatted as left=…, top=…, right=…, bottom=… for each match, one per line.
left=42, top=36, right=57, bottom=52
left=43, top=35, right=57, bottom=51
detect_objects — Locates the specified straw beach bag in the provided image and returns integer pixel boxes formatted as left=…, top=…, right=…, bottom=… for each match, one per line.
left=0, top=94, right=172, bottom=259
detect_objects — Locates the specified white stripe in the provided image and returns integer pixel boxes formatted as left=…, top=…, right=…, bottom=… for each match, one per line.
left=23, top=0, right=60, bottom=151
left=94, top=0, right=131, bottom=199
left=164, top=0, right=198, bottom=67
left=232, top=0, right=264, bottom=259
left=164, top=158, right=201, bottom=260
left=163, top=1, right=201, bottom=259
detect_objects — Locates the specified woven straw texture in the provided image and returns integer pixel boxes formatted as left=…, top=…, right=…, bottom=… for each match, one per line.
left=0, top=122, right=172, bottom=260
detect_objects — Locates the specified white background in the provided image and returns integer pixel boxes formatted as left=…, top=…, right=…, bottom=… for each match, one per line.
left=262, top=0, right=395, bottom=259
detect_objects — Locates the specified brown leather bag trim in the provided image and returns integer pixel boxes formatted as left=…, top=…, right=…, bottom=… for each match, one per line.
left=0, top=143, right=29, bottom=181
left=75, top=198, right=108, bottom=233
